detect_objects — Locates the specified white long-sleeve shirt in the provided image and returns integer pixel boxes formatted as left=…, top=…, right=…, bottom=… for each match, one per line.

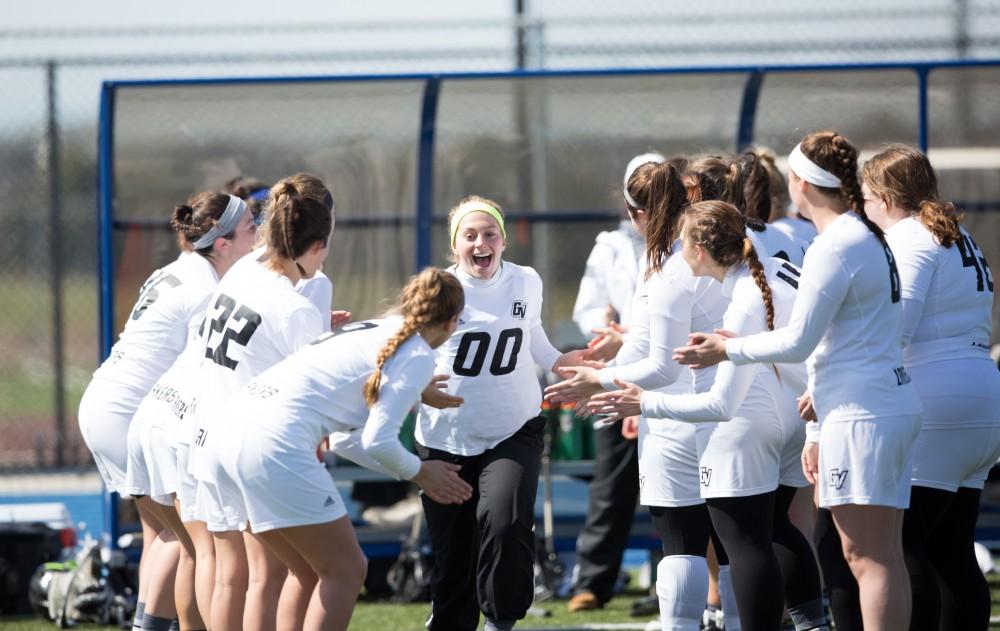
left=416, top=262, right=561, bottom=456
left=640, top=259, right=803, bottom=422
left=726, top=212, right=922, bottom=424
left=885, top=217, right=993, bottom=367
left=224, top=318, right=429, bottom=481
left=598, top=250, right=726, bottom=393
left=572, top=220, right=645, bottom=334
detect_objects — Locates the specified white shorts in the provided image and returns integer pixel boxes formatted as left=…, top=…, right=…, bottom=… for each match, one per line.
left=777, top=390, right=809, bottom=489
left=817, top=415, right=921, bottom=509
left=77, top=379, right=144, bottom=495
left=174, top=444, right=199, bottom=523
left=230, top=431, right=347, bottom=533
left=695, top=413, right=782, bottom=499
left=637, top=416, right=702, bottom=507
left=193, top=474, right=246, bottom=533
left=124, top=418, right=151, bottom=499
left=909, top=359, right=1000, bottom=492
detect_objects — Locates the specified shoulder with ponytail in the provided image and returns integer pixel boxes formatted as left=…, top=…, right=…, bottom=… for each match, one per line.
left=643, top=162, right=688, bottom=278
left=918, top=200, right=963, bottom=248
left=363, top=319, right=421, bottom=407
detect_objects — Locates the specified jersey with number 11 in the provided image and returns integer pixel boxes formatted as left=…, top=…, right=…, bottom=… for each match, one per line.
left=417, top=263, right=560, bottom=456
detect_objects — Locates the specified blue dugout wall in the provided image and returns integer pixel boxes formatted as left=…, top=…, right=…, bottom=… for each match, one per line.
left=97, top=60, right=1000, bottom=544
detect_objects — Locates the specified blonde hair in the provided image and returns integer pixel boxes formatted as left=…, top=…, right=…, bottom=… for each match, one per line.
left=363, top=268, right=465, bottom=407
left=447, top=195, right=505, bottom=261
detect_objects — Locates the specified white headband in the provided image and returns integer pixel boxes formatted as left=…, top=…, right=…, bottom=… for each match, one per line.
left=192, top=195, right=248, bottom=250
left=623, top=152, right=667, bottom=209
left=787, top=143, right=841, bottom=188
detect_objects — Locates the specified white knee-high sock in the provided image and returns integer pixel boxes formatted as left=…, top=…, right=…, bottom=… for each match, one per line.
left=717, top=564, right=741, bottom=631
left=656, top=555, right=708, bottom=631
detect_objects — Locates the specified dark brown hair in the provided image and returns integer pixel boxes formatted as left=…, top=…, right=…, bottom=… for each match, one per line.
left=799, top=130, right=883, bottom=239
left=169, top=191, right=239, bottom=256
left=726, top=152, right=772, bottom=224
left=862, top=144, right=963, bottom=248
left=225, top=175, right=270, bottom=219
left=363, top=268, right=465, bottom=406
left=628, top=162, right=689, bottom=278
left=753, top=148, right=792, bottom=222
left=684, top=155, right=729, bottom=204
left=265, top=183, right=333, bottom=262
left=682, top=200, right=776, bottom=331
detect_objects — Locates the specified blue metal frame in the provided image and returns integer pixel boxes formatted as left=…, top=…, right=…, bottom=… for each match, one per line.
left=95, top=58, right=1000, bottom=548
left=97, top=82, right=118, bottom=544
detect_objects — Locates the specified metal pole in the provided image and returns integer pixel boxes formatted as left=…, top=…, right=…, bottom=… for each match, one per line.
left=46, top=60, right=66, bottom=467
left=515, top=0, right=527, bottom=69
left=954, top=0, right=970, bottom=58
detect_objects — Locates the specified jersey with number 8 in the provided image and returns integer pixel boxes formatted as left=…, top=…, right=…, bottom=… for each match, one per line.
left=417, top=263, right=561, bottom=456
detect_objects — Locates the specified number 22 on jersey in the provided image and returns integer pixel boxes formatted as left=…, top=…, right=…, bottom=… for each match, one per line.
left=199, top=294, right=262, bottom=369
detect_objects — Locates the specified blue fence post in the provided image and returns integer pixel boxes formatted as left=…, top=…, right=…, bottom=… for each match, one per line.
left=97, top=82, right=119, bottom=546
left=916, top=66, right=930, bottom=152
left=416, top=77, right=441, bottom=273
left=736, top=71, right=765, bottom=152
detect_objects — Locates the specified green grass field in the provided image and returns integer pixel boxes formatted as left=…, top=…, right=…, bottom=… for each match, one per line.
left=3, top=581, right=1000, bottom=631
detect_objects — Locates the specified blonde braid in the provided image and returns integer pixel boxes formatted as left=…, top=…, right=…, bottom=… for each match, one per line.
left=363, top=268, right=464, bottom=407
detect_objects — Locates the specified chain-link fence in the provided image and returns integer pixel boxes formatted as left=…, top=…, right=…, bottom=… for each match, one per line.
left=2, top=0, right=999, bottom=470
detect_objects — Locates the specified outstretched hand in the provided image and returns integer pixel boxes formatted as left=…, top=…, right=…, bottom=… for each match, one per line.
left=543, top=365, right=604, bottom=404
left=587, top=379, right=643, bottom=422
left=414, top=461, right=473, bottom=505
left=672, top=329, right=737, bottom=369
left=330, top=310, right=352, bottom=329
left=421, top=375, right=464, bottom=409
left=585, top=322, right=626, bottom=362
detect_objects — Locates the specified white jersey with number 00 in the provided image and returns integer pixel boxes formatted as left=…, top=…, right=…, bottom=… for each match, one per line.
left=416, top=263, right=561, bottom=456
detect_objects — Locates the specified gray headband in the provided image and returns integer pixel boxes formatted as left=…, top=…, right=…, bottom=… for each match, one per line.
left=192, top=195, right=247, bottom=250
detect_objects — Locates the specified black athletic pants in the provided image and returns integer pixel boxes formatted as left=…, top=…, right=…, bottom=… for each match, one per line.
left=573, top=424, right=639, bottom=603
left=417, top=417, right=545, bottom=631
left=904, top=485, right=989, bottom=631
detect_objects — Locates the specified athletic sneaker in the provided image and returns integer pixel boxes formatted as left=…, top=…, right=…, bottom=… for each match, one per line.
left=566, top=591, right=601, bottom=612
left=701, top=605, right=724, bottom=630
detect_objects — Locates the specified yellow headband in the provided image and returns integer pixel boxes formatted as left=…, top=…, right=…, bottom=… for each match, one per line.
left=449, top=200, right=506, bottom=247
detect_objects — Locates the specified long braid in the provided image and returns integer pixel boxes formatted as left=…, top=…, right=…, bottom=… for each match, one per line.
left=743, top=240, right=775, bottom=331
left=363, top=268, right=464, bottom=407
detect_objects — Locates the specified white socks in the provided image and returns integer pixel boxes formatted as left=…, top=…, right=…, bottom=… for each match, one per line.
left=655, top=555, right=709, bottom=631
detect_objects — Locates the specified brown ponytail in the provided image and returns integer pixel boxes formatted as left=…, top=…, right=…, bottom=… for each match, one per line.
left=862, top=144, right=963, bottom=248
left=799, top=130, right=884, bottom=239
left=684, top=155, right=729, bottom=205
left=169, top=191, right=237, bottom=255
left=363, top=268, right=465, bottom=407
left=630, top=162, right=688, bottom=279
left=265, top=188, right=333, bottom=263
left=682, top=200, right=775, bottom=331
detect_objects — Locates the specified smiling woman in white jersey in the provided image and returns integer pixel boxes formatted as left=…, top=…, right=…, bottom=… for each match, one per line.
left=591, top=201, right=829, bottom=631
left=208, top=268, right=470, bottom=631
left=861, top=145, right=1000, bottom=631
left=186, top=185, right=333, bottom=631
left=546, top=161, right=738, bottom=631
left=415, top=196, right=585, bottom=631
left=675, top=131, right=923, bottom=631
left=78, top=191, right=255, bottom=631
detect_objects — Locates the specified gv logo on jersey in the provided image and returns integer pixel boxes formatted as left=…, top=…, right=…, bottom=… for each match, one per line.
left=700, top=467, right=713, bottom=487
left=638, top=474, right=645, bottom=490
left=893, top=366, right=911, bottom=386
left=828, top=468, right=849, bottom=490
left=511, top=300, right=527, bottom=319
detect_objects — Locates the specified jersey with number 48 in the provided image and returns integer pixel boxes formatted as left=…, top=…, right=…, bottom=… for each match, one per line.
left=417, top=263, right=561, bottom=456
left=187, top=255, right=324, bottom=477
left=886, top=217, right=994, bottom=367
